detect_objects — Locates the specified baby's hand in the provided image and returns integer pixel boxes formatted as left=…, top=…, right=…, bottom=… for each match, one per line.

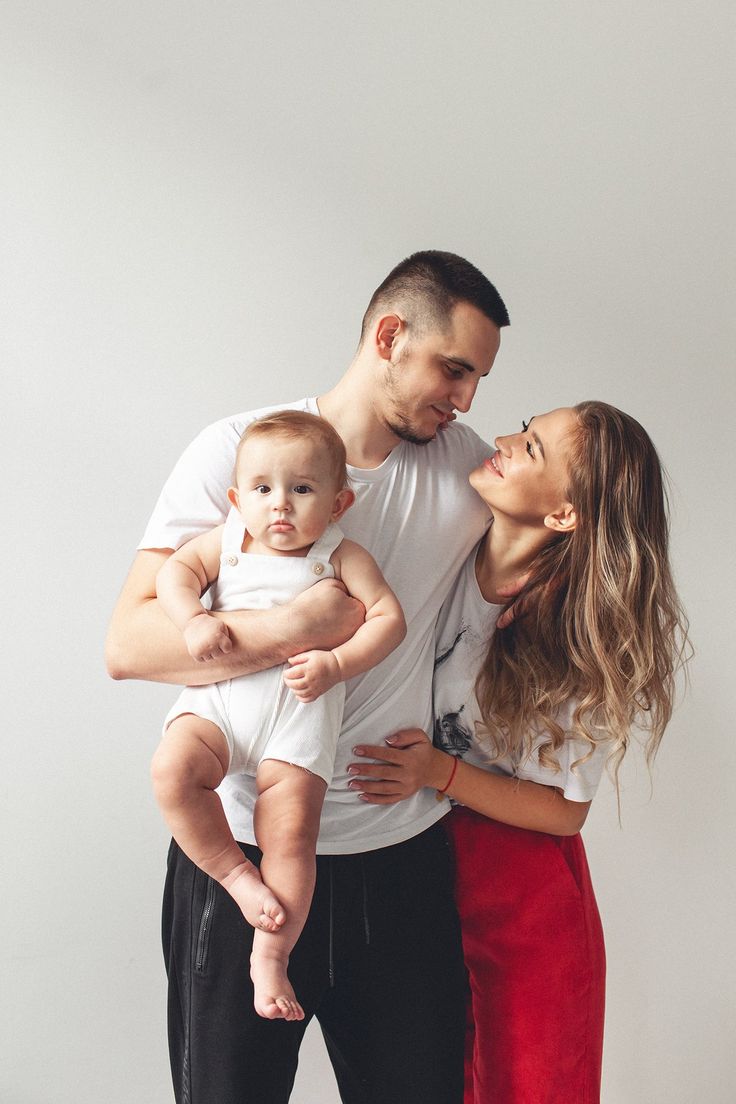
left=183, top=613, right=233, bottom=662
left=284, top=650, right=341, bottom=702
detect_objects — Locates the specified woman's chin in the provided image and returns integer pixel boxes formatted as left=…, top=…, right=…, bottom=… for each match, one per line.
left=469, top=469, right=496, bottom=511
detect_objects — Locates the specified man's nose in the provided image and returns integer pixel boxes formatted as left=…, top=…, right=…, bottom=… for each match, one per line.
left=451, top=376, right=478, bottom=414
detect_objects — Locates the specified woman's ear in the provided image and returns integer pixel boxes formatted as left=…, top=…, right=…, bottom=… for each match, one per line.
left=544, top=502, right=577, bottom=533
left=332, top=488, right=356, bottom=521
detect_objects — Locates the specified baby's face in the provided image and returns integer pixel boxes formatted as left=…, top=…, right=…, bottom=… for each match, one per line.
left=231, top=434, right=344, bottom=554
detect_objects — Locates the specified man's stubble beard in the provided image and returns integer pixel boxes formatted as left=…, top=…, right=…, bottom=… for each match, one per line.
left=381, top=354, right=435, bottom=447
left=384, top=415, right=435, bottom=447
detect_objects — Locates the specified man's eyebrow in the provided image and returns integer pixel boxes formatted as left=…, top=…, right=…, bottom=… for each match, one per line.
left=445, top=356, right=489, bottom=377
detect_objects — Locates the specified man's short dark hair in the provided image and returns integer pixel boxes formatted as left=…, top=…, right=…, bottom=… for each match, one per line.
left=360, top=250, right=510, bottom=344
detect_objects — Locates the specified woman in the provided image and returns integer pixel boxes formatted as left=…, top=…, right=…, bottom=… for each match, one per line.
left=348, top=402, right=689, bottom=1103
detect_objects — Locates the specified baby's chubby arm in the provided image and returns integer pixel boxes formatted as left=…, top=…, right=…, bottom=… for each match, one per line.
left=284, top=541, right=406, bottom=703
left=155, top=527, right=233, bottom=661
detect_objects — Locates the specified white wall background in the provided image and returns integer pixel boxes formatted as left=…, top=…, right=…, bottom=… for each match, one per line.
left=2, top=2, right=734, bottom=1101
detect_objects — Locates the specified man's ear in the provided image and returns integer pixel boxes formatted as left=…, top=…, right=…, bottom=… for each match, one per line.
left=375, top=314, right=404, bottom=362
left=227, top=486, right=240, bottom=511
left=543, top=502, right=577, bottom=533
left=331, top=488, right=355, bottom=521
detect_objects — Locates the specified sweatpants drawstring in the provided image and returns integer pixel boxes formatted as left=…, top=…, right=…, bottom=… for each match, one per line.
left=328, top=859, right=335, bottom=988
left=361, top=856, right=371, bottom=945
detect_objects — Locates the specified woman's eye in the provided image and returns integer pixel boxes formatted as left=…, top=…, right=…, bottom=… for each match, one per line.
left=521, top=419, right=529, bottom=432
left=526, top=440, right=534, bottom=458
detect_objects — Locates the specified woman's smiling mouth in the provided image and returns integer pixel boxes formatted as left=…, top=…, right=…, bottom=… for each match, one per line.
left=484, top=452, right=503, bottom=477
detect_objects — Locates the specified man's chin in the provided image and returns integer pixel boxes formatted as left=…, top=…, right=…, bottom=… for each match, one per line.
left=386, top=416, right=443, bottom=447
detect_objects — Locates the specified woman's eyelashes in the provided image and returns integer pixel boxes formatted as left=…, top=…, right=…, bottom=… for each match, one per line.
left=521, top=420, right=535, bottom=459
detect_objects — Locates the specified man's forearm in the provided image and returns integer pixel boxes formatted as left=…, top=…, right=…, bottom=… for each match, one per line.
left=106, top=600, right=302, bottom=685
left=107, top=551, right=365, bottom=686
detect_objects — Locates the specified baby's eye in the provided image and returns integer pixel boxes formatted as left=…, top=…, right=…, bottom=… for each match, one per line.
left=254, top=484, right=270, bottom=494
left=294, top=485, right=312, bottom=495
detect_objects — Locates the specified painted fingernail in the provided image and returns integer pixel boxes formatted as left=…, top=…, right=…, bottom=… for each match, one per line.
left=347, top=766, right=360, bottom=774
left=348, top=780, right=361, bottom=789
left=352, top=747, right=365, bottom=756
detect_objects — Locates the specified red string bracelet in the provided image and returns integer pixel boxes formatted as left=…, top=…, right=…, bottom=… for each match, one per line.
left=436, top=755, right=459, bottom=800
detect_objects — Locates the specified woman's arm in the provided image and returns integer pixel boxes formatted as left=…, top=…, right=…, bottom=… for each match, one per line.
left=348, top=729, right=591, bottom=836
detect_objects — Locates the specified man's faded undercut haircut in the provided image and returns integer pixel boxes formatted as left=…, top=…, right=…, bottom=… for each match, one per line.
left=359, top=250, right=510, bottom=345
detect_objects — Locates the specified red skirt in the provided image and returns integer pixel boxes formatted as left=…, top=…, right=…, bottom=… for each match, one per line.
left=445, top=806, right=606, bottom=1104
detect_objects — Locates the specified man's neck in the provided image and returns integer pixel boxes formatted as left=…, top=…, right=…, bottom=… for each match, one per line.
left=317, top=362, right=400, bottom=470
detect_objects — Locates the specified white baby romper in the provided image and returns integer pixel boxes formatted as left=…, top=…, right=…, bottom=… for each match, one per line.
left=163, top=507, right=346, bottom=784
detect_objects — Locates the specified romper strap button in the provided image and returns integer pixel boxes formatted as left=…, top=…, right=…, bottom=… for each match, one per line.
left=222, top=554, right=238, bottom=567
left=312, top=562, right=325, bottom=575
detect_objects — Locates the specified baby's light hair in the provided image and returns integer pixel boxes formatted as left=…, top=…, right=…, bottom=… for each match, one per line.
left=236, top=409, right=348, bottom=489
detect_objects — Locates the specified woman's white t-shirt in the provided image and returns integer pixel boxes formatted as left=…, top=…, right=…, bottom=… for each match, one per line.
left=433, top=544, right=609, bottom=803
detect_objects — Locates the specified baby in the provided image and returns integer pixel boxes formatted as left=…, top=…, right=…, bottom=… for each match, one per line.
left=151, top=410, right=405, bottom=1022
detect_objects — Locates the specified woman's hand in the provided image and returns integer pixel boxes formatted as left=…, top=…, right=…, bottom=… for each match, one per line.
left=347, top=728, right=453, bottom=804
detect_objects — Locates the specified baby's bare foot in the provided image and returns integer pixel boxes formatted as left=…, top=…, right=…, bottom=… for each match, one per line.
left=221, top=861, right=286, bottom=932
left=250, top=951, right=304, bottom=1022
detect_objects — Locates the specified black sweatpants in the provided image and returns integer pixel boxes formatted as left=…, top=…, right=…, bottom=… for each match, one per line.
left=162, top=821, right=466, bottom=1104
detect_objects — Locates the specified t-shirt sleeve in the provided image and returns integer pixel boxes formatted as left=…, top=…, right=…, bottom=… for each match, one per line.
left=515, top=724, right=610, bottom=802
left=451, top=422, right=492, bottom=472
left=138, top=398, right=318, bottom=551
left=138, top=417, right=244, bottom=551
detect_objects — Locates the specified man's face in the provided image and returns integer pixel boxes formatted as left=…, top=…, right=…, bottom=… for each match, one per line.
left=376, top=301, right=502, bottom=445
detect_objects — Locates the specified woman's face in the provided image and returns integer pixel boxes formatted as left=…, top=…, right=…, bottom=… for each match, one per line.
left=470, top=407, right=579, bottom=530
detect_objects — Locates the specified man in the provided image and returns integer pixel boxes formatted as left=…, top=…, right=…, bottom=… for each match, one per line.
left=107, top=250, right=509, bottom=1104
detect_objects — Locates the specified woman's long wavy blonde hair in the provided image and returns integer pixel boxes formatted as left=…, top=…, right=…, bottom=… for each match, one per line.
left=475, top=401, right=690, bottom=786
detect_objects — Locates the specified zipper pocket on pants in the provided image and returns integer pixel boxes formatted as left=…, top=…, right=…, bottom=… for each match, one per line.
left=195, top=877, right=217, bottom=973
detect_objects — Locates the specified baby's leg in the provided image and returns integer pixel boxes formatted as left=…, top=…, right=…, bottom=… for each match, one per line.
left=152, top=715, right=285, bottom=932
left=250, top=760, right=327, bottom=1022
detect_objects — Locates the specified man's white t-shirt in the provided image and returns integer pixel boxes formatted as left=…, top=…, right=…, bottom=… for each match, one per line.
left=140, top=397, right=491, bottom=853
left=433, top=546, right=609, bottom=802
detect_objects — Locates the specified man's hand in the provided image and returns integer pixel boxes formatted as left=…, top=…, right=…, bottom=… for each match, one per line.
left=290, top=579, right=365, bottom=651
left=284, top=650, right=341, bottom=702
left=183, top=612, right=234, bottom=662
left=346, top=728, right=449, bottom=804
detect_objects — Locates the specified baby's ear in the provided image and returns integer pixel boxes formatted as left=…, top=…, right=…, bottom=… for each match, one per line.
left=227, top=486, right=240, bottom=510
left=332, top=488, right=355, bottom=521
